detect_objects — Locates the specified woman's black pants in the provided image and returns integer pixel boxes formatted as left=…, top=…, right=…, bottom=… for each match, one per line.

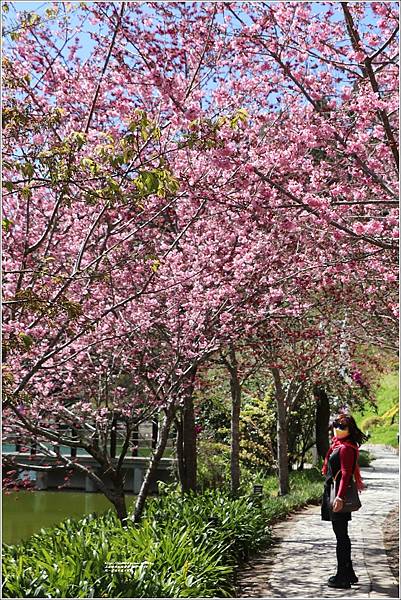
left=332, top=519, right=351, bottom=572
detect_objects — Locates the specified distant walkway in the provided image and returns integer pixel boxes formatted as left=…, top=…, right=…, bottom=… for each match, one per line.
left=237, top=445, right=399, bottom=598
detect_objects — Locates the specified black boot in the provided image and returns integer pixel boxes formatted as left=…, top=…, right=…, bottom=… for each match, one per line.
left=327, top=575, right=351, bottom=590
left=327, top=566, right=351, bottom=589
left=329, top=561, right=358, bottom=586
left=346, top=561, right=358, bottom=584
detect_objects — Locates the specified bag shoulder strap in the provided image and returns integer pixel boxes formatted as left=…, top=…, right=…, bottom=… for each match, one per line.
left=333, top=446, right=357, bottom=481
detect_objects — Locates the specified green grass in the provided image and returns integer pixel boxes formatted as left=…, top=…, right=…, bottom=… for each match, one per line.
left=114, top=445, right=174, bottom=457
left=354, top=371, right=399, bottom=448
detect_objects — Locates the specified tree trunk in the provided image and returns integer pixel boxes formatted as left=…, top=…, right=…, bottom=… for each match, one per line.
left=133, top=406, right=175, bottom=523
left=314, top=385, right=330, bottom=459
left=276, top=398, right=289, bottom=495
left=182, top=392, right=197, bottom=492
left=109, top=489, right=128, bottom=526
left=228, top=346, right=241, bottom=496
left=175, top=415, right=185, bottom=486
left=151, top=419, right=159, bottom=450
left=174, top=366, right=198, bottom=494
left=271, top=367, right=289, bottom=495
left=110, top=417, right=117, bottom=458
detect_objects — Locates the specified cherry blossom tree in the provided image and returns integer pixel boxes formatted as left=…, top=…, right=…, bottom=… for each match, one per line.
left=3, top=1, right=398, bottom=520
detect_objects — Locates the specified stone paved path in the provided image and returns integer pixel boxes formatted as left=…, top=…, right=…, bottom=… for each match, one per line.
left=237, top=445, right=399, bottom=598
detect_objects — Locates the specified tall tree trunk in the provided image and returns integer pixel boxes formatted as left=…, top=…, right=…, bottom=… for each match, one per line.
left=182, top=391, right=197, bottom=492
left=151, top=419, right=159, bottom=450
left=97, top=458, right=129, bottom=526
left=114, top=495, right=128, bottom=525
left=314, top=385, right=330, bottom=459
left=110, top=417, right=117, bottom=458
left=71, top=459, right=129, bottom=526
left=109, top=488, right=128, bottom=526
left=175, top=414, right=185, bottom=486
left=133, top=406, right=175, bottom=523
left=175, top=367, right=198, bottom=493
left=228, top=346, right=241, bottom=496
left=271, top=367, right=289, bottom=495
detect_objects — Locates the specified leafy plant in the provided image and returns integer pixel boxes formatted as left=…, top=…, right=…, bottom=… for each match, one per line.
left=358, top=449, right=373, bottom=467
left=3, top=471, right=324, bottom=598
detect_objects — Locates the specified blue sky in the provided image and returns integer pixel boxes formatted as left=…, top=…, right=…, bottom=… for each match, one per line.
left=5, top=1, right=389, bottom=71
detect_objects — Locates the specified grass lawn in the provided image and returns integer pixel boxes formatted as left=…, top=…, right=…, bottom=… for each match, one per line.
left=353, top=371, right=399, bottom=448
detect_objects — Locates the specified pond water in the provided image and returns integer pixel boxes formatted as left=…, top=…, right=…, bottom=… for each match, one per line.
left=2, top=490, right=137, bottom=546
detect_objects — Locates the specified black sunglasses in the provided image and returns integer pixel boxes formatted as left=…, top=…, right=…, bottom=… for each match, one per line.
left=332, top=421, right=348, bottom=430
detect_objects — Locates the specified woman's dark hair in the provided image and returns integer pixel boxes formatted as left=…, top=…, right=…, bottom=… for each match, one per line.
left=330, top=413, right=368, bottom=447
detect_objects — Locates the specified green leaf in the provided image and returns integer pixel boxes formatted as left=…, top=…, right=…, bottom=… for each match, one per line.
left=21, top=162, right=34, bottom=177
left=230, top=107, right=249, bottom=128
left=21, top=187, right=32, bottom=200
left=62, top=299, right=83, bottom=319
left=80, top=157, right=98, bottom=175
left=18, top=332, right=34, bottom=350
left=150, top=259, right=161, bottom=273
left=45, top=6, right=59, bottom=18
left=22, top=12, right=41, bottom=28
left=2, top=217, right=13, bottom=232
left=69, top=131, right=87, bottom=150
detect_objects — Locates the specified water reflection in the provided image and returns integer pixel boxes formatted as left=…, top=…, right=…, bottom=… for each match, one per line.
left=2, top=490, right=136, bottom=545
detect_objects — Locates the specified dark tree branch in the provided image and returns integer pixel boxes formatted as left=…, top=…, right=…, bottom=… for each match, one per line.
left=84, top=2, right=125, bottom=134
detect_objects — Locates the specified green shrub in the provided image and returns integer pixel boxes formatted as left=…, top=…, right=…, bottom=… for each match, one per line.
left=239, top=393, right=277, bottom=471
left=381, top=404, right=399, bottom=425
left=2, top=470, right=324, bottom=598
left=361, top=415, right=383, bottom=431
left=354, top=370, right=399, bottom=448
left=197, top=440, right=230, bottom=489
left=358, top=449, right=373, bottom=467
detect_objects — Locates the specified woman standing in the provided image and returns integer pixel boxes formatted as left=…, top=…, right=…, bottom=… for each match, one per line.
left=321, top=413, right=367, bottom=589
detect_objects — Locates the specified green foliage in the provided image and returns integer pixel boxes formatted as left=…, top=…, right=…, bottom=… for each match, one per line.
left=239, top=393, right=276, bottom=471
left=229, top=108, right=249, bottom=129
left=134, top=168, right=180, bottom=198
left=374, top=372, right=399, bottom=415
left=2, top=217, right=13, bottom=232
left=368, top=427, right=399, bottom=447
left=128, top=109, right=161, bottom=142
left=17, top=332, right=34, bottom=350
left=358, top=449, right=373, bottom=467
left=5, top=290, right=82, bottom=322
left=361, top=416, right=383, bottom=430
left=381, top=404, right=399, bottom=423
left=197, top=441, right=230, bottom=489
left=179, top=108, right=248, bottom=151
left=21, top=12, right=41, bottom=28
left=3, top=72, right=177, bottom=209
left=3, top=471, right=323, bottom=598
left=195, top=369, right=232, bottom=451
left=354, top=371, right=399, bottom=448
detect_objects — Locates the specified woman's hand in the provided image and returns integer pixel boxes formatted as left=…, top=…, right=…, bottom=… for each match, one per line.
left=332, top=497, right=344, bottom=512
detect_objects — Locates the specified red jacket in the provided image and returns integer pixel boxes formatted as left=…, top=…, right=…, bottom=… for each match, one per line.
left=322, top=436, right=365, bottom=498
left=336, top=443, right=357, bottom=499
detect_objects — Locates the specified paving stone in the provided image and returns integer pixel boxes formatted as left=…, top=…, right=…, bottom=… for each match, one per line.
left=236, top=445, right=399, bottom=598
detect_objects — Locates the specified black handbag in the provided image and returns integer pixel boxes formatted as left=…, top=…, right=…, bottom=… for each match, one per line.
left=329, top=447, right=362, bottom=513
